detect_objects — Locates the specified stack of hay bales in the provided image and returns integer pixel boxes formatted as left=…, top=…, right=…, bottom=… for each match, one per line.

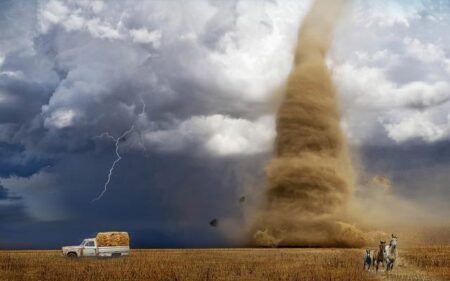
left=96, top=232, right=129, bottom=247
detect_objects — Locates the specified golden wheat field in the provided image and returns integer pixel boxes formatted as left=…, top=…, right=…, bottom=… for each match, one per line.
left=0, top=246, right=449, bottom=281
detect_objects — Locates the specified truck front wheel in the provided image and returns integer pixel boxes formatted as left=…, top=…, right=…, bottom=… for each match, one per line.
left=67, top=252, right=77, bottom=258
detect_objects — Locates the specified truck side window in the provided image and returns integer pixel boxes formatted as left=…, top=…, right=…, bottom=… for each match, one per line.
left=85, top=241, right=95, bottom=247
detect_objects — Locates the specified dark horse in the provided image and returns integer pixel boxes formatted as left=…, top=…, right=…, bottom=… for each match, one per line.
left=373, top=240, right=387, bottom=273
left=363, top=249, right=373, bottom=271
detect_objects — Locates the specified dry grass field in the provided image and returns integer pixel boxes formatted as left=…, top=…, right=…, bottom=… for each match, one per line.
left=396, top=246, right=450, bottom=281
left=0, top=247, right=449, bottom=281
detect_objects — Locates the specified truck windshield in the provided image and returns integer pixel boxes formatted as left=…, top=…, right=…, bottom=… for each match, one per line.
left=80, top=240, right=86, bottom=246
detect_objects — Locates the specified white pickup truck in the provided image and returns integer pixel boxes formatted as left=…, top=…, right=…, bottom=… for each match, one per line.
left=62, top=232, right=130, bottom=258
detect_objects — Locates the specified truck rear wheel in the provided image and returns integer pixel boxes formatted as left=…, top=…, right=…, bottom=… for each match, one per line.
left=67, top=252, right=77, bottom=258
left=112, top=253, right=121, bottom=258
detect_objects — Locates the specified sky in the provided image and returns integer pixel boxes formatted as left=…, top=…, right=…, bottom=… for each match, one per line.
left=0, top=0, right=449, bottom=249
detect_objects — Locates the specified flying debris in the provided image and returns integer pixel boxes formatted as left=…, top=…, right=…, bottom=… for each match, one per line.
left=239, top=196, right=246, bottom=203
left=370, top=175, right=392, bottom=190
left=209, top=218, right=218, bottom=227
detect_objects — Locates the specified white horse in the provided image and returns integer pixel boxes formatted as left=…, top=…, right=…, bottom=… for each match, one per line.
left=386, top=234, right=398, bottom=272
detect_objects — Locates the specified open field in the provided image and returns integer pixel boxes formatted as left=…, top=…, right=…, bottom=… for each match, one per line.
left=397, top=246, right=450, bottom=281
left=1, top=247, right=449, bottom=281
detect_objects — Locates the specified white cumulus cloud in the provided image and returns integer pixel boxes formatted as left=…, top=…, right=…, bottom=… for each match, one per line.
left=384, top=113, right=448, bottom=143
left=404, top=37, right=446, bottom=63
left=44, top=109, right=80, bottom=129
left=129, top=28, right=162, bottom=47
left=144, top=115, right=275, bottom=156
left=332, top=1, right=450, bottom=145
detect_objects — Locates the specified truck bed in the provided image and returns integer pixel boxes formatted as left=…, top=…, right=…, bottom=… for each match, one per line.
left=97, top=246, right=130, bottom=257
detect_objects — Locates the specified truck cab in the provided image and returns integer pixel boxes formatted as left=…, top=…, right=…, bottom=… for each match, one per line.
left=81, top=238, right=97, bottom=256
left=62, top=238, right=97, bottom=257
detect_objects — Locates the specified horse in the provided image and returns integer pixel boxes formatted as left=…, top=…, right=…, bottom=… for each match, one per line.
left=363, top=249, right=373, bottom=271
left=373, top=240, right=387, bottom=273
left=386, top=234, right=398, bottom=271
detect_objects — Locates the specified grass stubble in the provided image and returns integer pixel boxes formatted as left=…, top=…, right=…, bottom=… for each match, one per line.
left=1, top=245, right=449, bottom=281
left=0, top=248, right=376, bottom=281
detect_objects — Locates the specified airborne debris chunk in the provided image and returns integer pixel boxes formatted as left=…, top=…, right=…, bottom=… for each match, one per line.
left=370, top=175, right=392, bottom=190
left=239, top=196, right=246, bottom=203
left=209, top=218, right=218, bottom=227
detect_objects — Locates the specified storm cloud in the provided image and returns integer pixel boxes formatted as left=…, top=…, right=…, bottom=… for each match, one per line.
left=1, top=0, right=450, bottom=248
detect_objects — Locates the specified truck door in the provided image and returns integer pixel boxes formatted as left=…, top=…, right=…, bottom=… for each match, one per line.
left=83, top=240, right=96, bottom=256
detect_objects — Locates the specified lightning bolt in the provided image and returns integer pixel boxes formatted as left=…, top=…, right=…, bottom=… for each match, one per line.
left=92, top=98, right=147, bottom=202
left=92, top=126, right=134, bottom=202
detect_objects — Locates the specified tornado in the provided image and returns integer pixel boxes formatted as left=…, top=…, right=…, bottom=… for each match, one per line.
left=253, top=0, right=365, bottom=247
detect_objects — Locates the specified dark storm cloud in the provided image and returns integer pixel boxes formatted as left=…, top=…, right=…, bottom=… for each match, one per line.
left=0, top=0, right=286, bottom=236
left=0, top=147, right=266, bottom=248
left=0, top=142, right=53, bottom=178
left=1, top=0, right=450, bottom=249
left=0, top=173, right=37, bottom=249
left=0, top=185, right=21, bottom=200
left=0, top=184, right=30, bottom=231
left=357, top=141, right=450, bottom=217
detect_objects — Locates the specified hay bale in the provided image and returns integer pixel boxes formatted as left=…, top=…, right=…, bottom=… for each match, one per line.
left=96, top=232, right=129, bottom=247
